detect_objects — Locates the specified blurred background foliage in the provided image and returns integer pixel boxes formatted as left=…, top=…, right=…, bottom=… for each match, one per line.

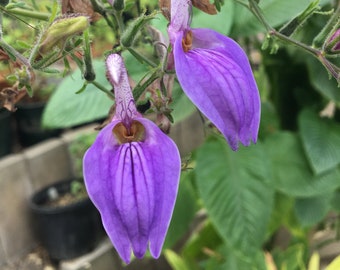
left=1, top=0, right=340, bottom=269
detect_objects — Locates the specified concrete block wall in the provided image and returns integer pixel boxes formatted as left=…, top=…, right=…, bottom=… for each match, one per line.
left=0, top=138, right=74, bottom=267
left=0, top=124, right=101, bottom=267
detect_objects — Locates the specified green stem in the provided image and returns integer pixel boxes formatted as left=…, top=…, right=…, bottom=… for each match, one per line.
left=133, top=70, right=160, bottom=101
left=113, top=10, right=125, bottom=34
left=313, top=4, right=340, bottom=48
left=91, top=80, right=115, bottom=99
left=269, top=30, right=320, bottom=56
left=0, top=12, right=3, bottom=39
left=0, top=39, right=31, bottom=66
left=247, top=0, right=321, bottom=58
left=89, top=0, right=117, bottom=31
left=5, top=8, right=49, bottom=21
left=248, top=0, right=274, bottom=32
left=83, top=28, right=96, bottom=82
left=128, top=47, right=157, bottom=68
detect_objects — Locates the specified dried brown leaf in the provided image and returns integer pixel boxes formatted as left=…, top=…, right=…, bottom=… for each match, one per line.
left=192, top=0, right=217, bottom=15
left=159, top=0, right=171, bottom=21
left=62, top=0, right=101, bottom=22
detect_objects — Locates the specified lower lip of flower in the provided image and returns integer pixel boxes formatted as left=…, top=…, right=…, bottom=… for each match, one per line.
left=182, top=30, right=193, bottom=52
left=113, top=120, right=145, bottom=144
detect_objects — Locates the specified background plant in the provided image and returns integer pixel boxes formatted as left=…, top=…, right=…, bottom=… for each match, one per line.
left=1, top=0, right=340, bottom=269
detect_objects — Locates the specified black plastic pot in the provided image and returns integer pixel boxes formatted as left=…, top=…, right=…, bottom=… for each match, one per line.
left=15, top=102, right=61, bottom=147
left=0, top=108, right=12, bottom=157
left=30, top=179, right=103, bottom=261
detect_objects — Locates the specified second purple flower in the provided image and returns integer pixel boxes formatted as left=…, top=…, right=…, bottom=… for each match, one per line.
left=168, top=0, right=261, bottom=151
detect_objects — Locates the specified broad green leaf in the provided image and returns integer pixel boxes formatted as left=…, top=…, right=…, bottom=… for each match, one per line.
left=308, top=252, right=320, bottom=270
left=164, top=171, right=198, bottom=249
left=326, top=255, right=340, bottom=270
left=294, top=195, right=331, bottom=227
left=164, top=250, right=191, bottom=270
left=42, top=60, right=112, bottom=128
left=195, top=136, right=274, bottom=257
left=191, top=0, right=234, bottom=35
left=231, top=0, right=311, bottom=37
left=258, top=101, right=280, bottom=140
left=264, top=132, right=340, bottom=197
left=171, top=82, right=196, bottom=123
left=299, top=109, right=340, bottom=174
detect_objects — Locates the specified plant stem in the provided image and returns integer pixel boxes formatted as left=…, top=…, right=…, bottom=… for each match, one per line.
left=247, top=0, right=322, bottom=57
left=133, top=70, right=160, bottom=101
left=91, top=80, right=115, bottom=99
left=5, top=8, right=49, bottom=21
left=128, top=47, right=157, bottom=68
left=313, top=3, right=340, bottom=48
left=248, top=0, right=274, bottom=32
left=113, top=10, right=125, bottom=34
left=269, top=30, right=320, bottom=56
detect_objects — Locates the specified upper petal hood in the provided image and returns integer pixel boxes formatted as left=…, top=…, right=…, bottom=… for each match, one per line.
left=168, top=0, right=191, bottom=44
left=83, top=118, right=181, bottom=263
left=173, top=28, right=260, bottom=150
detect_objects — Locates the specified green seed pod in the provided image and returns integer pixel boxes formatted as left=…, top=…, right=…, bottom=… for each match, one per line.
left=113, top=0, right=124, bottom=11
left=39, top=15, right=89, bottom=55
left=120, top=13, right=155, bottom=48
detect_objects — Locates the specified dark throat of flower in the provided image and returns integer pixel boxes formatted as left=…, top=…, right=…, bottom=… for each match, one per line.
left=182, top=30, right=193, bottom=52
left=112, top=120, right=145, bottom=144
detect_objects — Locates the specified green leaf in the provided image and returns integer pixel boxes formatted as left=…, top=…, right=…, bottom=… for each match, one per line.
left=195, top=136, right=274, bottom=257
left=264, top=132, right=340, bottom=197
left=294, top=195, right=331, bottom=227
left=231, top=0, right=311, bottom=37
left=164, top=171, right=198, bottom=249
left=299, top=109, right=340, bottom=174
left=191, top=0, right=234, bottom=35
left=164, top=250, right=192, bottom=270
left=42, top=60, right=112, bottom=128
left=258, top=101, right=280, bottom=140
left=171, top=82, right=196, bottom=123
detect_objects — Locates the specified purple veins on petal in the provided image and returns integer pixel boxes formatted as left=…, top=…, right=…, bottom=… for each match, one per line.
left=173, top=29, right=260, bottom=150
left=83, top=115, right=181, bottom=264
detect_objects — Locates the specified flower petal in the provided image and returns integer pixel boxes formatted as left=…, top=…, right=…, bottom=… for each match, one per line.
left=173, top=28, right=260, bottom=150
left=83, top=119, right=181, bottom=263
left=136, top=118, right=181, bottom=258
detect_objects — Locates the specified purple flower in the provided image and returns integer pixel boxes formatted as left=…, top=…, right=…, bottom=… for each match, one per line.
left=168, top=0, right=261, bottom=150
left=327, top=28, right=340, bottom=52
left=83, top=54, right=181, bottom=263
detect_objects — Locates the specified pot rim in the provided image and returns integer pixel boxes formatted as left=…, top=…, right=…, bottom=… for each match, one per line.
left=29, top=178, right=90, bottom=214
